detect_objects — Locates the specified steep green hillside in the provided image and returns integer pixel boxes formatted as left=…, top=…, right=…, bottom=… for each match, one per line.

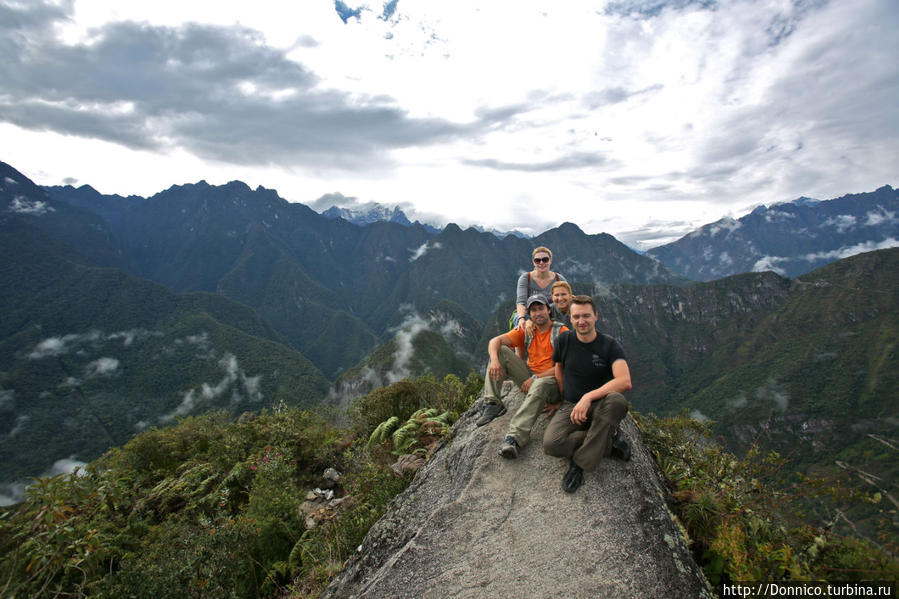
left=215, top=224, right=378, bottom=378
left=0, top=219, right=329, bottom=485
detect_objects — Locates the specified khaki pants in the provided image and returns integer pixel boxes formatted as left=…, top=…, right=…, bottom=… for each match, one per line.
left=542, top=392, right=628, bottom=471
left=506, top=377, right=559, bottom=447
left=483, top=346, right=560, bottom=447
left=483, top=345, right=530, bottom=401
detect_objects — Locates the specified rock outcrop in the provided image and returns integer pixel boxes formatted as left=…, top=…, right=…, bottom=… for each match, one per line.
left=324, top=389, right=714, bottom=598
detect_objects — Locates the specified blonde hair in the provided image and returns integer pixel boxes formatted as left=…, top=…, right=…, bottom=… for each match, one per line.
left=551, top=280, right=572, bottom=294
left=531, top=246, right=553, bottom=260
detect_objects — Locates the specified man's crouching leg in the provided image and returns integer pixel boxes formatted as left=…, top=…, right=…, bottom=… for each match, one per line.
left=571, top=392, right=628, bottom=472
left=477, top=346, right=529, bottom=427
left=543, top=394, right=628, bottom=493
left=501, top=377, right=558, bottom=458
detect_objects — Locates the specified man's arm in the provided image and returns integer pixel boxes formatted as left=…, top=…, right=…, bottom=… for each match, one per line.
left=570, top=359, right=632, bottom=425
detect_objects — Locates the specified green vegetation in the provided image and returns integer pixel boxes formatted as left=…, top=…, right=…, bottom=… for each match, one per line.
left=0, top=219, right=330, bottom=483
left=0, top=373, right=481, bottom=599
left=635, top=412, right=898, bottom=586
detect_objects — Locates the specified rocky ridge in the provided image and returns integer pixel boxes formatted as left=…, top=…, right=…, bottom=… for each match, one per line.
left=324, top=388, right=713, bottom=598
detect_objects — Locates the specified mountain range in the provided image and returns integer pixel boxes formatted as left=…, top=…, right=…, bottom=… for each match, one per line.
left=317, top=201, right=529, bottom=238
left=39, top=175, right=685, bottom=376
left=2, top=157, right=897, bottom=538
left=647, top=185, right=898, bottom=280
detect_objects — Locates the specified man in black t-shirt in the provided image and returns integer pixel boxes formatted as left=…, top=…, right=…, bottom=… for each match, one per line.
left=543, top=295, right=632, bottom=493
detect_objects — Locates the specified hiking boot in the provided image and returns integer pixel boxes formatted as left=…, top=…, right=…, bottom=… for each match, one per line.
left=499, top=436, right=519, bottom=459
left=476, top=402, right=506, bottom=427
left=611, top=428, right=631, bottom=461
left=562, top=460, right=584, bottom=493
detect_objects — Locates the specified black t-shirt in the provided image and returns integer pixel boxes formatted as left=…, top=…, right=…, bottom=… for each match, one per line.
left=552, top=330, right=627, bottom=404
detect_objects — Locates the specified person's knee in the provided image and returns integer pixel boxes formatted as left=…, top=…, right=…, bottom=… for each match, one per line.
left=602, top=392, right=628, bottom=419
left=543, top=438, right=565, bottom=457
left=543, top=430, right=568, bottom=457
left=498, top=345, right=516, bottom=359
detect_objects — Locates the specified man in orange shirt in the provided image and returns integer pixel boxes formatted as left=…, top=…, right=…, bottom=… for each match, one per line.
left=477, top=295, right=568, bottom=459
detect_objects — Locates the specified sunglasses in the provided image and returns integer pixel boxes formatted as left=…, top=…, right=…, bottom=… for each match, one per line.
left=533, top=257, right=550, bottom=263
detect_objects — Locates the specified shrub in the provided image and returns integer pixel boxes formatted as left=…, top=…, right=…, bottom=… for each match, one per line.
left=634, top=411, right=899, bottom=587
left=352, top=373, right=482, bottom=438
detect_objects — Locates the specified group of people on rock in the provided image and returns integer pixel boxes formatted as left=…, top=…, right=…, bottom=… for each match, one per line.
left=477, top=246, right=633, bottom=493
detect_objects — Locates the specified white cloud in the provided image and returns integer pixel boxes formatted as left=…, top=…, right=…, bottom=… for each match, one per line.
left=708, top=218, right=741, bottom=237
left=85, top=357, right=119, bottom=377
left=751, top=255, right=788, bottom=276
left=29, top=336, right=72, bottom=359
left=726, top=391, right=748, bottom=411
left=822, top=214, right=856, bottom=233
left=690, top=409, right=710, bottom=423
left=409, top=241, right=442, bottom=262
left=8, top=196, right=55, bottom=215
left=2, top=415, right=30, bottom=440
left=28, top=331, right=105, bottom=359
left=755, top=237, right=899, bottom=273
left=385, top=313, right=430, bottom=383
left=161, top=352, right=262, bottom=421
left=0, top=481, right=29, bottom=507
left=864, top=207, right=897, bottom=226
left=0, top=389, right=15, bottom=410
left=46, top=458, right=88, bottom=476
left=718, top=252, right=733, bottom=267
left=756, top=378, right=789, bottom=412
left=801, top=238, right=899, bottom=262
left=107, top=328, right=161, bottom=346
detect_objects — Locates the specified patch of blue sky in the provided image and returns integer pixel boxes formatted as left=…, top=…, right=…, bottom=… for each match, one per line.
left=334, top=1, right=363, bottom=24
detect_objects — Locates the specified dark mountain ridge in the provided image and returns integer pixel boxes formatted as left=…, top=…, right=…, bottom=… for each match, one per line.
left=40, top=169, right=687, bottom=378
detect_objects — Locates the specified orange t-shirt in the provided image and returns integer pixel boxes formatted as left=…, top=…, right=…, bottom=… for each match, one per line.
left=505, top=325, right=568, bottom=373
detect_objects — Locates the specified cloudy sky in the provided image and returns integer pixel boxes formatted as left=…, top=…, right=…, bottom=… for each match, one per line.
left=2, top=0, right=897, bottom=248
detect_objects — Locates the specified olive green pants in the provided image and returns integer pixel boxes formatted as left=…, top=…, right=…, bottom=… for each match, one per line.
left=542, top=392, right=628, bottom=471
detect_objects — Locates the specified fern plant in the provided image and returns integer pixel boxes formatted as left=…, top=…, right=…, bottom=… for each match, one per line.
left=367, top=416, right=400, bottom=448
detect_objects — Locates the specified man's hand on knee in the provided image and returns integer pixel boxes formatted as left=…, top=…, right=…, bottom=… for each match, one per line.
left=519, top=376, right=534, bottom=393
left=542, top=401, right=560, bottom=419
left=488, top=359, right=503, bottom=380
left=571, top=396, right=592, bottom=425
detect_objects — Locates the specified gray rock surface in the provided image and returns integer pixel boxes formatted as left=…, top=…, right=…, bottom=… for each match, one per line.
left=323, top=389, right=714, bottom=599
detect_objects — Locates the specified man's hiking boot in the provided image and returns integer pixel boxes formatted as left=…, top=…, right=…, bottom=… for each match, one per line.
left=476, top=402, right=506, bottom=427
left=611, top=428, right=631, bottom=461
left=499, top=436, right=519, bottom=459
left=562, top=460, right=584, bottom=493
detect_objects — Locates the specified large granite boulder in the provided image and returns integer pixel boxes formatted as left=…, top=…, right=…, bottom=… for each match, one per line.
left=324, top=388, right=714, bottom=598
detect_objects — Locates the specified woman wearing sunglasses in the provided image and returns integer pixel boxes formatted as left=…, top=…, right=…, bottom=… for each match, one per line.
left=514, top=246, right=567, bottom=331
